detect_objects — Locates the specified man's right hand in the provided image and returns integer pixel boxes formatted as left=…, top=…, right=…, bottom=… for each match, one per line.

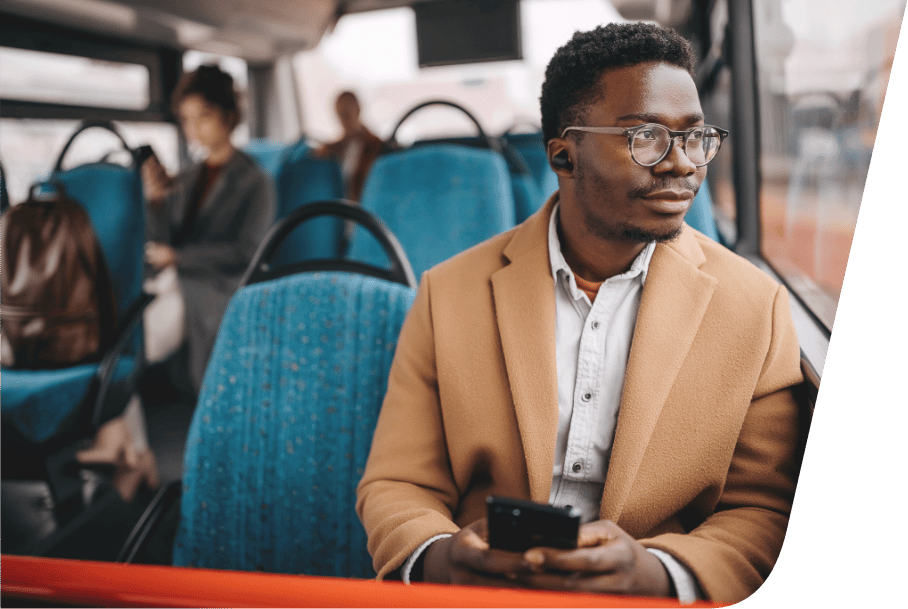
left=422, top=519, right=526, bottom=587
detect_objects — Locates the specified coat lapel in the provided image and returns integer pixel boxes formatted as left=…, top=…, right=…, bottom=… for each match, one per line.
left=491, top=197, right=560, bottom=503
left=600, top=228, right=717, bottom=523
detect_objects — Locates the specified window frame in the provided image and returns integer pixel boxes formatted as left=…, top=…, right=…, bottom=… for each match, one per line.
left=726, top=0, right=831, bottom=380
left=0, top=13, right=181, bottom=123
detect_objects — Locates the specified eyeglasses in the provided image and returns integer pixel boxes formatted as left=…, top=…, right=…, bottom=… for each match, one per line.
left=560, top=123, right=729, bottom=167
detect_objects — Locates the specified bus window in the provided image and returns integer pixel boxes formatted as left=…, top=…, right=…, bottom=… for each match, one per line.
left=696, top=0, right=737, bottom=244
left=752, top=0, right=905, bottom=330
left=0, top=46, right=150, bottom=110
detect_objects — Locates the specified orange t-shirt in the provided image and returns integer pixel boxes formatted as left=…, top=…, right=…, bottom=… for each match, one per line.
left=573, top=273, right=604, bottom=303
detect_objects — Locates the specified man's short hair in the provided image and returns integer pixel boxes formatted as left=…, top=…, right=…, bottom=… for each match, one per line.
left=540, top=22, right=697, bottom=146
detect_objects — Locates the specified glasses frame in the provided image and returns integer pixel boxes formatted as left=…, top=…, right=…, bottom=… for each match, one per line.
left=560, top=123, right=729, bottom=167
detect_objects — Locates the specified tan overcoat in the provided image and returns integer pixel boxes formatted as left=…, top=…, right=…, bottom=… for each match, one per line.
left=356, top=195, right=804, bottom=603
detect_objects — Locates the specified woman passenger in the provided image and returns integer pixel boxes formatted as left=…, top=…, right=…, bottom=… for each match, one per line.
left=142, top=64, right=276, bottom=395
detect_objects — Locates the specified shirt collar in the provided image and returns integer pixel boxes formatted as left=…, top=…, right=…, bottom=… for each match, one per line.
left=547, top=201, right=655, bottom=301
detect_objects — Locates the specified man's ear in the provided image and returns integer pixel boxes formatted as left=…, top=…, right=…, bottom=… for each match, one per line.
left=547, top=139, right=575, bottom=175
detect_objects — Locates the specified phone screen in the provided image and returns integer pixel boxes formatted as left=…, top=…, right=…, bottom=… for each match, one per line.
left=486, top=495, right=580, bottom=553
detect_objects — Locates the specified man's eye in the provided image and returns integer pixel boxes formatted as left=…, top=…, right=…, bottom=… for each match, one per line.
left=636, top=129, right=657, bottom=141
left=689, top=129, right=704, bottom=141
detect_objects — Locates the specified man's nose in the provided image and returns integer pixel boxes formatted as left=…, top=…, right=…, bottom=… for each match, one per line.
left=656, top=137, right=697, bottom=176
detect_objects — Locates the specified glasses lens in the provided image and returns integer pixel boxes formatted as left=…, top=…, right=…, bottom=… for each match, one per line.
left=685, top=127, right=722, bottom=166
left=630, top=125, right=670, bottom=165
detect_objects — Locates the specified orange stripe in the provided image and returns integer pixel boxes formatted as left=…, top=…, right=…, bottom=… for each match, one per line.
left=1, top=554, right=728, bottom=608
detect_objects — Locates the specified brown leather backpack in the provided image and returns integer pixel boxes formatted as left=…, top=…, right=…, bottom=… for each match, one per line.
left=1, top=182, right=117, bottom=368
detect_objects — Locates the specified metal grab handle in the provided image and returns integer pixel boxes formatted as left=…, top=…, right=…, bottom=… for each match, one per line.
left=386, top=99, right=499, bottom=153
left=241, top=199, right=417, bottom=289
left=53, top=120, right=134, bottom=173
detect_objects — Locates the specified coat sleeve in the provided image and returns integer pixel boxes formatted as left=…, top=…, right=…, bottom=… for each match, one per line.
left=175, top=171, right=276, bottom=277
left=356, top=271, right=463, bottom=578
left=639, top=285, right=806, bottom=604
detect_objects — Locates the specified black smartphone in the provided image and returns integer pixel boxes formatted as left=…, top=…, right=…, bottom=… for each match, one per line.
left=486, top=495, right=580, bottom=553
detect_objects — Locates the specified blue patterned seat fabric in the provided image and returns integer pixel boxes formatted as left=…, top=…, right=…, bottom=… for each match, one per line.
left=173, top=271, right=416, bottom=577
left=504, top=132, right=559, bottom=222
left=273, top=143, right=347, bottom=266
left=348, top=145, right=515, bottom=278
left=3, top=359, right=136, bottom=446
left=58, top=163, right=145, bottom=318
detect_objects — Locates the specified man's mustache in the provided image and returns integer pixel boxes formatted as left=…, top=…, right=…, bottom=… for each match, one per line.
left=628, top=179, right=700, bottom=199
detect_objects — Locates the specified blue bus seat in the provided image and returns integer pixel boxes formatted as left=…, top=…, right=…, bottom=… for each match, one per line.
left=684, top=179, right=720, bottom=241
left=2, top=157, right=147, bottom=454
left=173, top=271, right=416, bottom=577
left=411, top=134, right=546, bottom=228
left=57, top=163, right=145, bottom=316
left=348, top=145, right=515, bottom=278
left=273, top=141, right=346, bottom=265
left=503, top=132, right=559, bottom=204
left=244, top=139, right=291, bottom=178
left=510, top=170, right=545, bottom=227
left=3, top=162, right=145, bottom=445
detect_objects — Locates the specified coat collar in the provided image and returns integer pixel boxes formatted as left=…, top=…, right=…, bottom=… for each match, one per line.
left=170, top=149, right=251, bottom=226
left=493, top=193, right=717, bottom=521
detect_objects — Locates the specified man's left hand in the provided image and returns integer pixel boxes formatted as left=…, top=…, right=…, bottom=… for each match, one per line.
left=515, top=519, right=673, bottom=597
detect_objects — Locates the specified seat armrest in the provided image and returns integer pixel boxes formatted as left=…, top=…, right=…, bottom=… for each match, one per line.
left=92, top=292, right=155, bottom=429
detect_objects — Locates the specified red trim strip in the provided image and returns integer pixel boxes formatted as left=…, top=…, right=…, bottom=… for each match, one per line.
left=1, top=555, right=726, bottom=608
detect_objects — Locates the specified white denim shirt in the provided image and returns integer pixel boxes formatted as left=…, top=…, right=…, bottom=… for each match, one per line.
left=404, top=204, right=701, bottom=603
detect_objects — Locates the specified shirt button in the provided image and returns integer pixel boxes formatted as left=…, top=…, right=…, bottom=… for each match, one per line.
left=591, top=320, right=600, bottom=330
left=572, top=462, right=582, bottom=473
left=581, top=392, right=592, bottom=402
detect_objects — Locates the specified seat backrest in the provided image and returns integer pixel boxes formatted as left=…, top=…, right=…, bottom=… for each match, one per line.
left=412, top=134, right=544, bottom=228
left=349, top=145, right=515, bottom=278
left=273, top=143, right=346, bottom=265
left=244, top=139, right=291, bottom=178
left=684, top=178, right=720, bottom=241
left=502, top=133, right=558, bottom=223
left=503, top=133, right=559, bottom=196
left=54, top=163, right=145, bottom=317
left=173, top=271, right=416, bottom=577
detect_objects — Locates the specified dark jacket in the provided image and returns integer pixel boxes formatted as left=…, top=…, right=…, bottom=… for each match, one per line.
left=146, top=150, right=276, bottom=391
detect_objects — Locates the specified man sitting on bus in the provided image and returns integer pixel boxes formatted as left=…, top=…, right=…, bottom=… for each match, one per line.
left=356, top=22, right=803, bottom=604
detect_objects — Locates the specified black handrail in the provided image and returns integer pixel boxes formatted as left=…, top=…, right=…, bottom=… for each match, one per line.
left=386, top=99, right=500, bottom=153
left=53, top=120, right=135, bottom=173
left=241, top=199, right=417, bottom=289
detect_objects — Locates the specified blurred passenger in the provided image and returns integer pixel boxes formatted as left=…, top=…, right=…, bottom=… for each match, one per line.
left=314, top=91, right=383, bottom=202
left=142, top=64, right=276, bottom=395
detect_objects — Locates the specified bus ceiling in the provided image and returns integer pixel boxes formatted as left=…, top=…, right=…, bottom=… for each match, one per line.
left=0, top=0, right=700, bottom=64
left=0, top=0, right=340, bottom=64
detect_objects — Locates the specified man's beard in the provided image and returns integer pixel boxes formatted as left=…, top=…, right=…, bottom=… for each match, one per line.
left=577, top=164, right=694, bottom=244
left=598, top=219, right=684, bottom=243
